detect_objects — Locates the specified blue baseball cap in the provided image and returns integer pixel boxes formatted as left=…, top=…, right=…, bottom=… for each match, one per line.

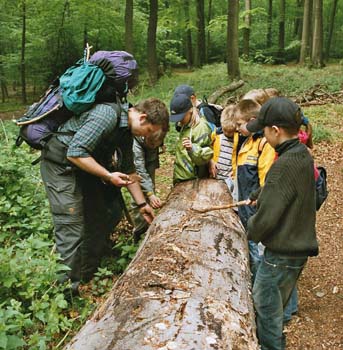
left=173, top=85, right=195, bottom=98
left=170, top=94, right=193, bottom=122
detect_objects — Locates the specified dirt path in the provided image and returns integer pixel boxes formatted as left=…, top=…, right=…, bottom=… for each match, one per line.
left=285, top=141, right=343, bottom=350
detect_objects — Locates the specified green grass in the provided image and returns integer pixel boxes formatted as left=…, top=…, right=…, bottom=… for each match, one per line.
left=130, top=61, right=343, bottom=106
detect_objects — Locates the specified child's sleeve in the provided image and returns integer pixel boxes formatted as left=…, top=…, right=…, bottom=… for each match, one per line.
left=188, top=127, right=214, bottom=165
left=133, top=140, right=154, bottom=195
left=188, top=143, right=214, bottom=165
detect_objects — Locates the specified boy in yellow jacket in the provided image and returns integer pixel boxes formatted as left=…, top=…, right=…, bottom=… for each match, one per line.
left=234, top=99, right=275, bottom=277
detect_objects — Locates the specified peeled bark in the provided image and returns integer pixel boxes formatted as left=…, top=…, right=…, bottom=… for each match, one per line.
left=65, top=179, right=259, bottom=350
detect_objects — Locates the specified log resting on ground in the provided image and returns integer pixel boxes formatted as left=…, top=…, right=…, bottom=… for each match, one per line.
left=65, top=179, right=259, bottom=350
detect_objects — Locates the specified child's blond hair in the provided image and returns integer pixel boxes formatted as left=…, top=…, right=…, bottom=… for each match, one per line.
left=221, top=104, right=236, bottom=136
left=242, top=88, right=280, bottom=106
left=235, top=99, right=261, bottom=122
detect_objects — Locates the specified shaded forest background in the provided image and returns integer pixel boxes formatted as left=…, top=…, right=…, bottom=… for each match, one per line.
left=0, top=0, right=342, bottom=105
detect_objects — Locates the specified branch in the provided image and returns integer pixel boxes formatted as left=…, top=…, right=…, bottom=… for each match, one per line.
left=192, top=199, right=249, bottom=213
left=208, top=80, right=245, bottom=104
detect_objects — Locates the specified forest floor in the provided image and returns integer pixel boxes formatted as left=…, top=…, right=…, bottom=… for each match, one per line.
left=154, top=139, right=343, bottom=349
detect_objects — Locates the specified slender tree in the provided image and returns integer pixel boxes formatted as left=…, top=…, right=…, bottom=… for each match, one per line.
left=20, top=0, right=27, bottom=103
left=299, top=0, right=311, bottom=64
left=242, top=0, right=251, bottom=59
left=278, top=0, right=286, bottom=62
left=294, top=0, right=303, bottom=40
left=227, top=0, right=240, bottom=79
left=183, top=0, right=193, bottom=68
left=194, top=0, right=206, bottom=67
left=125, top=0, right=134, bottom=54
left=311, top=0, right=324, bottom=67
left=147, top=0, right=158, bottom=83
left=206, top=0, right=213, bottom=63
left=325, top=0, right=338, bottom=59
left=266, top=0, right=273, bottom=48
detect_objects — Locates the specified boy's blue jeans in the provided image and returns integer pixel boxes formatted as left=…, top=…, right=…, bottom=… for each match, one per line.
left=253, top=249, right=307, bottom=350
left=283, top=286, right=298, bottom=322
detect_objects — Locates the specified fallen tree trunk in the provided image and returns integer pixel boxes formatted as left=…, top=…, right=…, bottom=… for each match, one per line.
left=65, top=179, right=259, bottom=350
left=207, top=80, right=244, bottom=104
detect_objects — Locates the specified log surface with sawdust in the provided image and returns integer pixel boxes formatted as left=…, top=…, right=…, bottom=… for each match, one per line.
left=65, top=179, right=259, bottom=350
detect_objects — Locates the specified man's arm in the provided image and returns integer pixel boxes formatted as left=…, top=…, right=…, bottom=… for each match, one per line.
left=68, top=156, right=155, bottom=223
left=127, top=180, right=155, bottom=224
left=67, top=156, right=132, bottom=186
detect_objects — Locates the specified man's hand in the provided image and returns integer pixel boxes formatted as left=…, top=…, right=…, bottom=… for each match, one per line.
left=148, top=194, right=162, bottom=209
left=182, top=137, right=193, bottom=151
left=139, top=204, right=155, bottom=224
left=107, top=172, right=134, bottom=187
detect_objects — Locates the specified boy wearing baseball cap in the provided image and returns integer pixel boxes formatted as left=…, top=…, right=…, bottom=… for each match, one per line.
left=246, top=97, right=319, bottom=350
left=170, top=93, right=213, bottom=184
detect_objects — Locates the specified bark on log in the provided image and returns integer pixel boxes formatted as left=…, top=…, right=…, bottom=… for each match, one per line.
left=207, top=80, right=245, bottom=104
left=65, top=179, right=259, bottom=350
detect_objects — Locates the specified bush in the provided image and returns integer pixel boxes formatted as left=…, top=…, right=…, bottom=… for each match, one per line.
left=0, top=123, right=91, bottom=349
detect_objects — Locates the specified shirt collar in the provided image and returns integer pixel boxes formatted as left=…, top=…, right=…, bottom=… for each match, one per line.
left=275, top=138, right=300, bottom=155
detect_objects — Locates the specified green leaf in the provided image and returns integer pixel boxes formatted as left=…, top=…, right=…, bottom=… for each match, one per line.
left=0, top=332, right=8, bottom=349
left=6, top=335, right=25, bottom=350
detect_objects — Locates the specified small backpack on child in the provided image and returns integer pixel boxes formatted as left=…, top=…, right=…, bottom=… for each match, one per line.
left=198, top=97, right=223, bottom=128
left=15, top=50, right=138, bottom=150
left=315, top=166, right=328, bottom=210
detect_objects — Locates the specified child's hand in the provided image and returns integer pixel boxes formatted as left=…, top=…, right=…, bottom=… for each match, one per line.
left=208, top=160, right=217, bottom=178
left=182, top=137, right=193, bottom=151
left=148, top=194, right=162, bottom=209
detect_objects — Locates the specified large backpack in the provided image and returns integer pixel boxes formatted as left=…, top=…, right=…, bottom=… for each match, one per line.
left=16, top=50, right=138, bottom=150
left=198, top=97, right=223, bottom=128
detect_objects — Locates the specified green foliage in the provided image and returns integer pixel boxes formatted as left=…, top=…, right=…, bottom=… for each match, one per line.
left=0, top=123, right=52, bottom=242
left=112, top=235, right=138, bottom=273
left=90, top=267, right=114, bottom=296
left=0, top=122, right=92, bottom=349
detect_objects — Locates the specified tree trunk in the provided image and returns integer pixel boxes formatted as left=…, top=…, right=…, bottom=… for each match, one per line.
left=227, top=0, right=240, bottom=79
left=266, top=0, right=273, bottom=48
left=325, top=0, right=338, bottom=59
left=183, top=0, right=193, bottom=68
left=242, top=0, right=251, bottom=59
left=54, top=0, right=70, bottom=77
left=21, top=0, right=27, bottom=104
left=311, top=0, right=324, bottom=67
left=206, top=0, right=213, bottom=63
left=64, top=179, right=259, bottom=350
left=125, top=0, right=134, bottom=54
left=83, top=25, right=88, bottom=51
left=195, top=0, right=206, bottom=67
left=208, top=80, right=245, bottom=104
left=147, top=0, right=158, bottom=84
left=277, top=0, right=286, bottom=63
left=299, top=0, right=311, bottom=64
left=294, top=0, right=303, bottom=40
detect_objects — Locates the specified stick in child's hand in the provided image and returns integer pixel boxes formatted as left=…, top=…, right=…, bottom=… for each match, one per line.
left=191, top=199, right=250, bottom=213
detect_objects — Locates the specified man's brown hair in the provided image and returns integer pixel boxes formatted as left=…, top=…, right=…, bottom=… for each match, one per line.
left=134, top=98, right=169, bottom=132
